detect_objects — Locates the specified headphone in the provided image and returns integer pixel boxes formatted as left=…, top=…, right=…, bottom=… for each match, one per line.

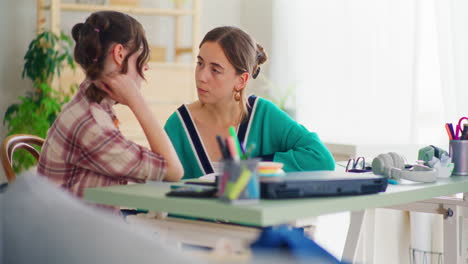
left=372, top=152, right=437, bottom=183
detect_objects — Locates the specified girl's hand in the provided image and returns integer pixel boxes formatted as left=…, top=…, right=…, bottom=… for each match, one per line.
left=94, top=73, right=142, bottom=107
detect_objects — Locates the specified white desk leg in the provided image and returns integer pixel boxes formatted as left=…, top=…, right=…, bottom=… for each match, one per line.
left=443, top=205, right=461, bottom=264
left=342, top=209, right=375, bottom=264
left=363, top=209, right=375, bottom=263
left=342, top=210, right=365, bottom=263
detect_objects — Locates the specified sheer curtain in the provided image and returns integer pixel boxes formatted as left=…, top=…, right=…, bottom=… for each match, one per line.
left=270, top=0, right=466, bottom=148
left=412, top=0, right=468, bottom=148
left=269, top=0, right=468, bottom=262
left=436, top=0, right=468, bottom=138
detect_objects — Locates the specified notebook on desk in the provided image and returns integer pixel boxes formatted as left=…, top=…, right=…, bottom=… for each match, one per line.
left=260, top=171, right=388, bottom=199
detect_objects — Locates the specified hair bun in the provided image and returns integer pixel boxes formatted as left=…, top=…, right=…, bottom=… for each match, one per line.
left=71, top=23, right=85, bottom=42
left=87, top=12, right=111, bottom=34
left=256, top=43, right=268, bottom=65
left=252, top=67, right=261, bottom=79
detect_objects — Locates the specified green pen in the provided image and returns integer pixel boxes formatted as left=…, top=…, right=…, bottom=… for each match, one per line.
left=229, top=126, right=243, bottom=160
left=226, top=168, right=252, bottom=200
left=224, top=182, right=235, bottom=198
left=243, top=143, right=256, bottom=159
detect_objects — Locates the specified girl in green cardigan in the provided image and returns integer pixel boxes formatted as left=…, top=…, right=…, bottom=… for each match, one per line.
left=164, top=26, right=335, bottom=179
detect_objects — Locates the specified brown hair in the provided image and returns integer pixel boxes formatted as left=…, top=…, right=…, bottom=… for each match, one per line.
left=199, top=26, right=268, bottom=121
left=71, top=11, right=149, bottom=103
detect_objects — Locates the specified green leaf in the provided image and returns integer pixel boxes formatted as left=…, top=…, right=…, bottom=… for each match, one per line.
left=4, top=30, right=77, bottom=173
left=3, top=104, right=19, bottom=124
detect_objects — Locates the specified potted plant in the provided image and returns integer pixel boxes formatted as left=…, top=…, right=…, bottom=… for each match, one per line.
left=3, top=31, right=77, bottom=173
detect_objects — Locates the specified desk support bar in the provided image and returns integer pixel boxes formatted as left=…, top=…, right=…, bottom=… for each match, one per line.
left=385, top=196, right=468, bottom=264
left=342, top=211, right=364, bottom=263
left=342, top=210, right=375, bottom=263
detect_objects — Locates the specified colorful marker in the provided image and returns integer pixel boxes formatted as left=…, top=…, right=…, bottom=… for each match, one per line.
left=229, top=126, right=243, bottom=159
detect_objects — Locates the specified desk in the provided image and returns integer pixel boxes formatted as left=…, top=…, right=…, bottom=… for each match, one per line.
left=84, top=176, right=468, bottom=263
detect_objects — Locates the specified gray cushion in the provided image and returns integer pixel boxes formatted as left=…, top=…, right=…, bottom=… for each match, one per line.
left=1, top=172, right=200, bottom=264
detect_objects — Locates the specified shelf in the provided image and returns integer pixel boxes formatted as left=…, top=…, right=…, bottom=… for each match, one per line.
left=175, top=47, right=193, bottom=56
left=37, top=0, right=200, bottom=61
left=38, top=0, right=200, bottom=141
left=41, top=3, right=195, bottom=16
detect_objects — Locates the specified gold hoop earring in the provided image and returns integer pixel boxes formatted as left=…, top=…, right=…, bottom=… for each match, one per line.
left=234, top=90, right=241, bottom=101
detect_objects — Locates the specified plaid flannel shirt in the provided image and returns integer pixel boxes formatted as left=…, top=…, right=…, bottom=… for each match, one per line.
left=38, top=80, right=166, bottom=199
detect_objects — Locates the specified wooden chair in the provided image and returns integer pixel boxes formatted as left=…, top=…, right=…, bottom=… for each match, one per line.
left=0, top=134, right=45, bottom=183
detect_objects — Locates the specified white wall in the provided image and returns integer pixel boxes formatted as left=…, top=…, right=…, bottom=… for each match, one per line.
left=240, top=0, right=273, bottom=94
left=201, top=0, right=241, bottom=35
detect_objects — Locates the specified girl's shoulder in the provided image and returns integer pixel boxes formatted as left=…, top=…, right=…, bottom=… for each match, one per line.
left=186, top=100, right=200, bottom=110
left=89, top=103, right=116, bottom=132
left=185, top=101, right=202, bottom=118
left=165, top=104, right=190, bottom=129
left=250, top=95, right=280, bottom=111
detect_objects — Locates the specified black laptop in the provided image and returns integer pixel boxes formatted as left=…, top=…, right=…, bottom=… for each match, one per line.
left=260, top=171, right=388, bottom=199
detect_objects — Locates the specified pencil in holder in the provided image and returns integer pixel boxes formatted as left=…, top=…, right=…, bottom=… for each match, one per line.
left=449, top=140, right=468, bottom=175
left=218, top=158, right=260, bottom=203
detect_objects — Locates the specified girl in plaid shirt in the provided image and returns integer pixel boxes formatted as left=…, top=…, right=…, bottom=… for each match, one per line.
left=38, top=11, right=183, bottom=199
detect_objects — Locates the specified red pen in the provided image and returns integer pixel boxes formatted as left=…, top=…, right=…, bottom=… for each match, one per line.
left=445, top=123, right=454, bottom=140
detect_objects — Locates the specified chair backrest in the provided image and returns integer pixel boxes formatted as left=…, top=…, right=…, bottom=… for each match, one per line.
left=0, top=134, right=44, bottom=183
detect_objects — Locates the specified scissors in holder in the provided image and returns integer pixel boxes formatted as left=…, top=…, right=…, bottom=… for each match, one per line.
left=455, top=117, right=468, bottom=140
left=346, top=157, right=372, bottom=173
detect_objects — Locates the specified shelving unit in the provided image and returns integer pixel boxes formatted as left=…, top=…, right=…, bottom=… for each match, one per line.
left=36, top=0, right=200, bottom=62
left=36, top=0, right=200, bottom=146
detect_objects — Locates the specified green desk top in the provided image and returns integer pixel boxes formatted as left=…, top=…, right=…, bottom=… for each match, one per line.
left=84, top=176, right=468, bottom=227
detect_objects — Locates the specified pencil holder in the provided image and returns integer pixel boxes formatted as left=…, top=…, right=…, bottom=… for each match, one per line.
left=218, top=159, right=260, bottom=203
left=449, top=140, right=468, bottom=175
